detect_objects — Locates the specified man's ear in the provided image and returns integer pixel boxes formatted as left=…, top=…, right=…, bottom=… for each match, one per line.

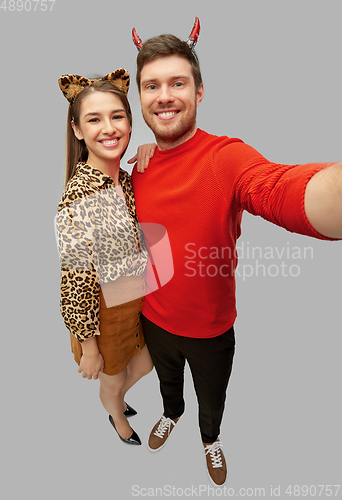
left=71, top=121, right=84, bottom=141
left=196, top=83, right=204, bottom=107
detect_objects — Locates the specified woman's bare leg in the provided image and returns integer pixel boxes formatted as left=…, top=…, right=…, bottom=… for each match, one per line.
left=98, top=346, right=153, bottom=435
left=121, top=346, right=153, bottom=408
left=98, top=370, right=133, bottom=440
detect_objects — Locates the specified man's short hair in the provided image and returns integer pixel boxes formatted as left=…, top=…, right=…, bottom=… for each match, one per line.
left=136, top=34, right=203, bottom=93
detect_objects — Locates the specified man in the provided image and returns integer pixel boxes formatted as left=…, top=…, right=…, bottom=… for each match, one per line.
left=130, top=23, right=342, bottom=487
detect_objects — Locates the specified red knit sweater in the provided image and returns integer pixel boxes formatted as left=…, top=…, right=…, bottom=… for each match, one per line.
left=131, top=129, right=331, bottom=338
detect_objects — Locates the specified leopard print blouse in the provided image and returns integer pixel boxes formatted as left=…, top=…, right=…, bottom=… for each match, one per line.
left=56, top=163, right=148, bottom=342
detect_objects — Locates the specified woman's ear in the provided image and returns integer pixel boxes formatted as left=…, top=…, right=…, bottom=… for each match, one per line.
left=71, top=121, right=84, bottom=141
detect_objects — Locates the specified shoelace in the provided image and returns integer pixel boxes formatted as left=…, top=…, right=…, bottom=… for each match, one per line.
left=204, top=440, right=224, bottom=468
left=154, top=416, right=176, bottom=439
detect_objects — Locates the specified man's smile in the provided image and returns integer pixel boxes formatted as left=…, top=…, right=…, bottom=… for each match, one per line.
left=154, top=110, right=180, bottom=119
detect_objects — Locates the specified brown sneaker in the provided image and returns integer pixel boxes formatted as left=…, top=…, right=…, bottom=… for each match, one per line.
left=147, top=415, right=180, bottom=452
left=203, top=439, right=227, bottom=487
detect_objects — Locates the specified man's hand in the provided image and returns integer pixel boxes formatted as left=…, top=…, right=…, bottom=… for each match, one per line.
left=304, top=162, right=342, bottom=239
left=127, top=143, right=157, bottom=173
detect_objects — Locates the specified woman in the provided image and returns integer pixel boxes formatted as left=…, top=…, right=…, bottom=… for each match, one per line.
left=56, top=69, right=154, bottom=445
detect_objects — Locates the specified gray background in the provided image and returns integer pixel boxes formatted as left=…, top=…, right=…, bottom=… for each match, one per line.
left=1, top=0, right=341, bottom=499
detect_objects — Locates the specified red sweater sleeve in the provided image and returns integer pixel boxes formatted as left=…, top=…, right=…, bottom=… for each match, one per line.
left=213, top=141, right=334, bottom=240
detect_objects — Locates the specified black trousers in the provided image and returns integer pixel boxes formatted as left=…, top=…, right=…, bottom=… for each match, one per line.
left=142, top=315, right=235, bottom=443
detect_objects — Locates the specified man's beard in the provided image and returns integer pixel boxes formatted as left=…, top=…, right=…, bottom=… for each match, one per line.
left=141, top=103, right=197, bottom=147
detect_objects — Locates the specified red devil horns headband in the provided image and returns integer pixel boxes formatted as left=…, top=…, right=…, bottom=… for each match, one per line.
left=132, top=17, right=201, bottom=51
left=186, top=17, right=201, bottom=49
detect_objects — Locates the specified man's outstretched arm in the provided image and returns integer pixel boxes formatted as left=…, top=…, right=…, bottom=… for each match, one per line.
left=304, top=162, right=342, bottom=239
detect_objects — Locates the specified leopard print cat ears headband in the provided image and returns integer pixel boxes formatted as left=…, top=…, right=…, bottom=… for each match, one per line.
left=58, top=68, right=130, bottom=104
left=132, top=16, right=200, bottom=51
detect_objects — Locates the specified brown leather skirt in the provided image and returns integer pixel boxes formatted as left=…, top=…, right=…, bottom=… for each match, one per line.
left=70, top=275, right=146, bottom=376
